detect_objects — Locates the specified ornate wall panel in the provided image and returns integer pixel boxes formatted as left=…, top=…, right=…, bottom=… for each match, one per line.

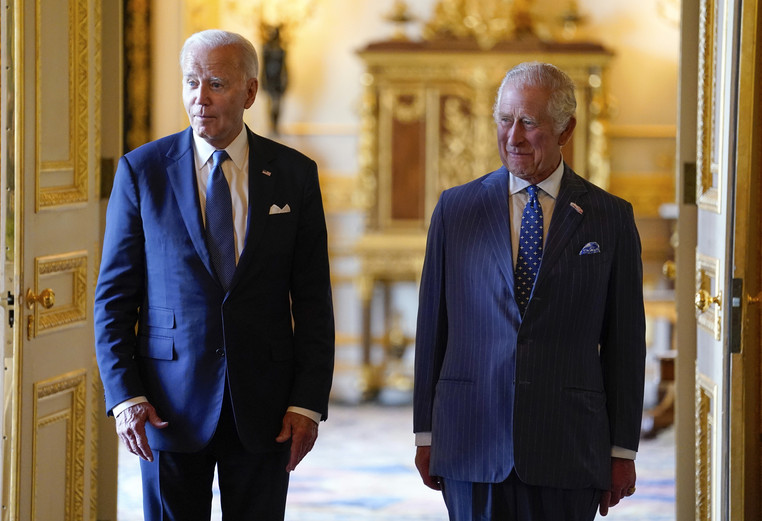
left=28, top=251, right=88, bottom=338
left=35, top=0, right=89, bottom=210
left=31, top=370, right=86, bottom=521
left=695, top=252, right=722, bottom=340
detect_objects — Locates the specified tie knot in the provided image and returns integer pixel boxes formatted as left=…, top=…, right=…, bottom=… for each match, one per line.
left=526, top=185, right=539, bottom=199
left=212, top=149, right=229, bottom=169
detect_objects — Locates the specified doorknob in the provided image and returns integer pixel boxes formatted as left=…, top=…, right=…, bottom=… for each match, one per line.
left=26, top=288, right=55, bottom=309
left=695, top=288, right=721, bottom=313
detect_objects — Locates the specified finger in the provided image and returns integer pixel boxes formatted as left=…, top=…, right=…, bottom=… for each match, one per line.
left=599, top=491, right=611, bottom=516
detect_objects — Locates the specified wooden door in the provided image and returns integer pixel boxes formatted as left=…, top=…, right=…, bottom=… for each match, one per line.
left=0, top=1, right=120, bottom=519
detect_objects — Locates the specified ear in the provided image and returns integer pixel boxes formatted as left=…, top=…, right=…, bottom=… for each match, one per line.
left=244, top=78, right=259, bottom=109
left=558, top=117, right=576, bottom=146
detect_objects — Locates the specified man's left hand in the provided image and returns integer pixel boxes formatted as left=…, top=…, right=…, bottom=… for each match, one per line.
left=599, top=457, right=636, bottom=516
left=275, top=411, right=318, bottom=472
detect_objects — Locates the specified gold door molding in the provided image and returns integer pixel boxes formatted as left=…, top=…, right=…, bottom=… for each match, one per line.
left=35, top=0, right=90, bottom=210
left=28, top=251, right=88, bottom=338
left=695, top=373, right=719, bottom=521
left=31, top=370, right=87, bottom=521
left=695, top=252, right=722, bottom=340
left=696, top=0, right=723, bottom=213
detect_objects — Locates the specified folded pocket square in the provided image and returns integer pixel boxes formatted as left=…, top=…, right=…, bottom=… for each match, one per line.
left=579, top=242, right=601, bottom=255
left=269, top=204, right=291, bottom=215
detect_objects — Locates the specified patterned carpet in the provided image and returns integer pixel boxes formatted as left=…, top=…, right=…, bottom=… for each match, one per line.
left=117, top=404, right=675, bottom=520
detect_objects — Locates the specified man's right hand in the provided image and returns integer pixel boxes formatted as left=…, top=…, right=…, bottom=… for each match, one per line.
left=116, top=402, right=168, bottom=462
left=415, top=446, right=442, bottom=491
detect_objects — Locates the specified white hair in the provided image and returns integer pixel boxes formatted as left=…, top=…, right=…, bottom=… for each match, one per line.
left=493, top=62, right=577, bottom=134
left=180, top=29, right=259, bottom=80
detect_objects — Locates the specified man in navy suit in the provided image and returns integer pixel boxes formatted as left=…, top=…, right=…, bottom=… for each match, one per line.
left=94, top=30, right=334, bottom=520
left=413, top=62, right=646, bottom=520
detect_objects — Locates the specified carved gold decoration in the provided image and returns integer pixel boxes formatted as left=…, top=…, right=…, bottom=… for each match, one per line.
left=385, top=0, right=416, bottom=41
left=319, top=174, right=362, bottom=213
left=30, top=252, right=88, bottom=337
left=357, top=73, right=379, bottom=217
left=31, top=370, right=87, bottom=521
left=124, top=0, right=151, bottom=151
left=608, top=172, right=675, bottom=218
left=423, top=0, right=536, bottom=49
left=695, top=253, right=722, bottom=340
left=696, top=0, right=722, bottom=213
left=90, top=358, right=101, bottom=520
left=695, top=374, right=717, bottom=521
left=36, top=0, right=89, bottom=209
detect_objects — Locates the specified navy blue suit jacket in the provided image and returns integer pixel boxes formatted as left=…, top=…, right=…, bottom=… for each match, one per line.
left=413, top=164, right=645, bottom=490
left=94, top=127, right=334, bottom=454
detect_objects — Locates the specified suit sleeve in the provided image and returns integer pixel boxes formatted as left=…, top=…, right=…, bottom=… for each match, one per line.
left=287, top=160, right=335, bottom=420
left=94, top=156, right=147, bottom=414
left=414, top=198, right=448, bottom=434
left=599, top=201, right=646, bottom=452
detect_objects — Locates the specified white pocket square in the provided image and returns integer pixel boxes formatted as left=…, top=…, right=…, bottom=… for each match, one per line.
left=269, top=204, right=291, bottom=215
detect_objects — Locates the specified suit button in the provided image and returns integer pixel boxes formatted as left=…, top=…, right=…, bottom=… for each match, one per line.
left=216, top=348, right=225, bottom=358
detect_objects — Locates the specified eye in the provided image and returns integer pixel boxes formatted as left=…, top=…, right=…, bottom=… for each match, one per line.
left=185, top=78, right=198, bottom=88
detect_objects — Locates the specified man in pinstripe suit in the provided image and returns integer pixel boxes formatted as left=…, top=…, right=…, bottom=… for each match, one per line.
left=413, top=62, right=646, bottom=520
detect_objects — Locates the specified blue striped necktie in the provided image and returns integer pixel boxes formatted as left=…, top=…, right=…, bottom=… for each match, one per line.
left=205, top=149, right=235, bottom=290
left=514, top=185, right=543, bottom=315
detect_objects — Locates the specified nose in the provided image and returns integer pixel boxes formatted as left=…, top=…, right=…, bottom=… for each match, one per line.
left=507, top=121, right=524, bottom=146
left=196, top=84, right=211, bottom=105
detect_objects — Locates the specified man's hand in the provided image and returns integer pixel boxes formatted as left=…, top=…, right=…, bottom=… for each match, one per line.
left=415, top=446, right=442, bottom=491
left=599, top=457, right=637, bottom=516
left=275, top=411, right=318, bottom=472
left=116, top=402, right=168, bottom=462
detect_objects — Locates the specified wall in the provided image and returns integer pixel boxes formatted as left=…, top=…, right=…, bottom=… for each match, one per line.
left=149, top=0, right=680, bottom=402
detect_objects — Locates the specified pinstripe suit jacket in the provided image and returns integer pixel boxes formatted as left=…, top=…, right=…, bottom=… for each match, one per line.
left=413, top=164, right=646, bottom=490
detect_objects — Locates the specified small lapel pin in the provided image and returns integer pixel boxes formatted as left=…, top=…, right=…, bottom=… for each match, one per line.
left=570, top=202, right=583, bottom=215
left=262, top=169, right=272, bottom=176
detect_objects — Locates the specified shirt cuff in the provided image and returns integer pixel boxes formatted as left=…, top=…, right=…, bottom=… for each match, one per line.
left=287, top=406, right=321, bottom=424
left=112, top=396, right=148, bottom=417
left=612, top=445, right=637, bottom=460
left=415, top=432, right=432, bottom=446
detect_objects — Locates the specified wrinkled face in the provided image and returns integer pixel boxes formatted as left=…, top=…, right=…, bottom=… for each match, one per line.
left=496, top=83, right=575, bottom=184
left=182, top=43, right=258, bottom=149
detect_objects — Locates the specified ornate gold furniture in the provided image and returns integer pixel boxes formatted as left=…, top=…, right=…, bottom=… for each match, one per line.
left=354, top=37, right=613, bottom=399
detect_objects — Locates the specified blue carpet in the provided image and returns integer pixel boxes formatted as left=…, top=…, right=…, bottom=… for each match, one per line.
left=117, top=404, right=675, bottom=520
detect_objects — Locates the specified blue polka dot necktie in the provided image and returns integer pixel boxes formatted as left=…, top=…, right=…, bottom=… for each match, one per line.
left=205, top=150, right=235, bottom=290
left=514, top=185, right=543, bottom=315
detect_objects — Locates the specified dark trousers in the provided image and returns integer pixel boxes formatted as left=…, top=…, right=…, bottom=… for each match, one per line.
left=139, top=394, right=290, bottom=521
left=442, top=470, right=601, bottom=521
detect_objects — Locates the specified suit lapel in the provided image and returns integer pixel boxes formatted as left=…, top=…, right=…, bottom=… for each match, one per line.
left=165, top=128, right=217, bottom=278
left=232, top=129, right=275, bottom=283
left=535, top=165, right=587, bottom=286
left=479, top=167, right=514, bottom=293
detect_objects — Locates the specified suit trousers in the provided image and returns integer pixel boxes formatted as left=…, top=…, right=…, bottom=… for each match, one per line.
left=139, top=391, right=290, bottom=521
left=442, top=470, right=601, bottom=521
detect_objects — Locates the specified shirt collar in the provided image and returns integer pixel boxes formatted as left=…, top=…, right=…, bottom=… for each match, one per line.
left=192, top=126, right=249, bottom=170
left=508, top=157, right=565, bottom=199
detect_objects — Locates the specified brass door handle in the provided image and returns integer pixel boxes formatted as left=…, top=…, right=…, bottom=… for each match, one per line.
left=695, top=288, right=721, bottom=313
left=26, top=288, right=55, bottom=310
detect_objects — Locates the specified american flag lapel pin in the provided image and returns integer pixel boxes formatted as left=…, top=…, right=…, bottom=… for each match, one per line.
left=570, top=202, right=583, bottom=215
left=262, top=169, right=272, bottom=176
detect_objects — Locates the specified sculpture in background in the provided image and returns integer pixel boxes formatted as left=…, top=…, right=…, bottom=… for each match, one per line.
left=423, top=0, right=537, bottom=49
left=262, top=25, right=288, bottom=135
